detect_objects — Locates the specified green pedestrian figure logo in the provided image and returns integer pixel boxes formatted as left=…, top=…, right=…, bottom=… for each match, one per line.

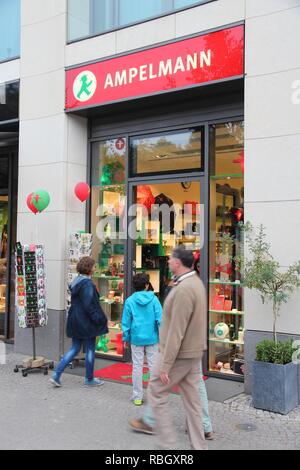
left=73, top=70, right=97, bottom=103
left=77, top=74, right=93, bottom=100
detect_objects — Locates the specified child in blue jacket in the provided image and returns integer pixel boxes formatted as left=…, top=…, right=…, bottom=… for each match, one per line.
left=122, top=273, right=162, bottom=406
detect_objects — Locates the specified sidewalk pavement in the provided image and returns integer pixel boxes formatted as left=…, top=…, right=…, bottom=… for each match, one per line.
left=1, top=345, right=300, bottom=450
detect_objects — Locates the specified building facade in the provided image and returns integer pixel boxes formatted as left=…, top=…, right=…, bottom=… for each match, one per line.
left=1, top=0, right=300, bottom=392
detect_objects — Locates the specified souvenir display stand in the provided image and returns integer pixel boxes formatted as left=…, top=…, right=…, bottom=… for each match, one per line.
left=65, top=232, right=93, bottom=368
left=13, top=242, right=54, bottom=377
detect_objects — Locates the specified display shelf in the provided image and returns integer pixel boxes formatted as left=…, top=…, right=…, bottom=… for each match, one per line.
left=210, top=173, right=243, bottom=180
left=94, top=183, right=125, bottom=189
left=136, top=268, right=160, bottom=271
left=209, top=338, right=244, bottom=346
left=209, top=310, right=244, bottom=315
left=180, top=237, right=197, bottom=242
left=94, top=275, right=123, bottom=280
left=209, top=280, right=243, bottom=286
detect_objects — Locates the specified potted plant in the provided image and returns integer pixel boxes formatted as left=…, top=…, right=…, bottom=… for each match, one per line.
left=239, top=224, right=300, bottom=414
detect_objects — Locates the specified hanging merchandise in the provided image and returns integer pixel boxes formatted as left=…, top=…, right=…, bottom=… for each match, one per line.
left=14, top=242, right=54, bottom=377
left=153, top=193, right=176, bottom=233
left=233, top=150, right=245, bottom=173
left=31, top=189, right=51, bottom=213
left=26, top=193, right=39, bottom=215
left=67, top=232, right=93, bottom=312
left=100, top=161, right=125, bottom=186
left=15, top=242, right=48, bottom=329
left=137, top=185, right=155, bottom=213
left=75, top=182, right=90, bottom=202
left=229, top=207, right=244, bottom=225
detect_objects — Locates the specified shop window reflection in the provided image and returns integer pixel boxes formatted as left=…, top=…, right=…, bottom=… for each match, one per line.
left=68, top=0, right=209, bottom=42
left=131, top=128, right=203, bottom=176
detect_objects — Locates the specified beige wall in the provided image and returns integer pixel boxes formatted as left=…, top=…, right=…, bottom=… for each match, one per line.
left=17, top=0, right=87, bottom=312
left=244, top=0, right=300, bottom=334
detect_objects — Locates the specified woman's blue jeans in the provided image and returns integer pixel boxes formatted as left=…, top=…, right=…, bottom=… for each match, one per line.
left=55, top=337, right=96, bottom=381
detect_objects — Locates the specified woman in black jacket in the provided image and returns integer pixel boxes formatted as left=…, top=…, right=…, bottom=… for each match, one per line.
left=51, top=257, right=108, bottom=387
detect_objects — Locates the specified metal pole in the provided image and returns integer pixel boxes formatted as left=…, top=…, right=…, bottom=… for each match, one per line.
left=32, top=327, right=36, bottom=360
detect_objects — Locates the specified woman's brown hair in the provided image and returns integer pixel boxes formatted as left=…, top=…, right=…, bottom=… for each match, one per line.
left=76, top=257, right=95, bottom=275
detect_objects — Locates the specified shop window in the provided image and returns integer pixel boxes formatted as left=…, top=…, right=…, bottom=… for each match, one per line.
left=0, top=0, right=20, bottom=62
left=130, top=128, right=203, bottom=177
left=118, top=0, right=167, bottom=27
left=208, top=121, right=244, bottom=378
left=91, top=138, right=127, bottom=358
left=68, top=0, right=211, bottom=41
left=174, top=0, right=207, bottom=8
left=0, top=82, right=19, bottom=122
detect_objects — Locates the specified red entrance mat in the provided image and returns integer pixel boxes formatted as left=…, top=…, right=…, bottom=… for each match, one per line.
left=94, top=362, right=207, bottom=393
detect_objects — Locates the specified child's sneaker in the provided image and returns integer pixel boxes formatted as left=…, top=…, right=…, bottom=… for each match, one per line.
left=50, top=373, right=62, bottom=388
left=133, top=399, right=143, bottom=406
left=84, top=378, right=104, bottom=387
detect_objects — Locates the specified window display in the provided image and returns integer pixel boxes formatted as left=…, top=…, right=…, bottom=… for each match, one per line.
left=91, top=138, right=126, bottom=357
left=209, top=121, right=244, bottom=377
left=67, top=232, right=93, bottom=312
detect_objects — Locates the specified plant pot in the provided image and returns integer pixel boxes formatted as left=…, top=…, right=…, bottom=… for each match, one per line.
left=252, top=361, right=298, bottom=415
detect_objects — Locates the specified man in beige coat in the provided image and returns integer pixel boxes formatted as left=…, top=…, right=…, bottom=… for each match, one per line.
left=130, top=246, right=207, bottom=450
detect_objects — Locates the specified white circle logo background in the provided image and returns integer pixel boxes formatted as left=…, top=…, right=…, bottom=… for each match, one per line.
left=73, top=71, right=97, bottom=103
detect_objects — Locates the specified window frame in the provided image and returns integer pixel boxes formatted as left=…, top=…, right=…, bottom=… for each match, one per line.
left=67, top=0, right=217, bottom=44
left=129, top=126, right=205, bottom=179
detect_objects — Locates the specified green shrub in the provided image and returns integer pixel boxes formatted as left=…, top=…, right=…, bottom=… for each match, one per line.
left=256, top=339, right=297, bottom=365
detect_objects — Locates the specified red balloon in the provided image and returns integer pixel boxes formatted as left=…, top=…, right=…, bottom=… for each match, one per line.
left=75, top=182, right=90, bottom=202
left=27, top=193, right=39, bottom=214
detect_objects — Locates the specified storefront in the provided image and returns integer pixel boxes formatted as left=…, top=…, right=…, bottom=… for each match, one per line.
left=0, top=80, right=19, bottom=340
left=66, top=24, right=245, bottom=380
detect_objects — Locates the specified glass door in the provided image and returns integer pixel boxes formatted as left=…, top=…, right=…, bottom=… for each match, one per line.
left=128, top=178, right=204, bottom=303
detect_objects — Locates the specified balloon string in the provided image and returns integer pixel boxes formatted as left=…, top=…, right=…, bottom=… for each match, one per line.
left=35, top=216, right=38, bottom=244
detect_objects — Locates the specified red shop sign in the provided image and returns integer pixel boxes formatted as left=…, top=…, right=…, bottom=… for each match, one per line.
left=66, top=25, right=244, bottom=111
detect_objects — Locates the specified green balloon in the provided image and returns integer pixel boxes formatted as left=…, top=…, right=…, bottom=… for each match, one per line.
left=31, top=189, right=50, bottom=213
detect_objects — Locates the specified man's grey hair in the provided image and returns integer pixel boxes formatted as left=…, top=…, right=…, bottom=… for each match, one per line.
left=172, top=246, right=194, bottom=269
